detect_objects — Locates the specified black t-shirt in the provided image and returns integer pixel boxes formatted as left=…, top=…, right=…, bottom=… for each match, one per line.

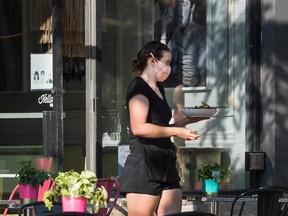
left=124, top=76, right=180, bottom=183
left=126, top=76, right=172, bottom=125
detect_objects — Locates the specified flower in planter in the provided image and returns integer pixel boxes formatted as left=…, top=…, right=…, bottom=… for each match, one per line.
left=44, top=170, right=108, bottom=212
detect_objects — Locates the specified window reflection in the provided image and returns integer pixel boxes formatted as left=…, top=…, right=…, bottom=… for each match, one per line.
left=154, top=0, right=207, bottom=87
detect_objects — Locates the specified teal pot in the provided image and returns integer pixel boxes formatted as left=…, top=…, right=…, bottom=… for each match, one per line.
left=202, top=179, right=219, bottom=196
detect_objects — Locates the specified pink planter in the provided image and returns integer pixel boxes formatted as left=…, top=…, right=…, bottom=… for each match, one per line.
left=62, top=196, right=87, bottom=212
left=35, top=157, right=53, bottom=171
left=19, top=184, right=38, bottom=199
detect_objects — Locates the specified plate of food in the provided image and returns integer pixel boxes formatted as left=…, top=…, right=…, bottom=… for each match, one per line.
left=181, top=102, right=217, bottom=117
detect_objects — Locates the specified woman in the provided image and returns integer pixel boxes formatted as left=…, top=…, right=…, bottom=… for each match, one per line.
left=120, top=41, right=206, bottom=216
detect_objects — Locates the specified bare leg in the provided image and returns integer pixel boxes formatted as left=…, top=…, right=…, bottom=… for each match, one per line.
left=156, top=188, right=182, bottom=216
left=126, top=193, right=160, bottom=216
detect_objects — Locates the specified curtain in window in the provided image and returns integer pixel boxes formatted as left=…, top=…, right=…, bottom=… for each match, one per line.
left=30, top=0, right=85, bottom=57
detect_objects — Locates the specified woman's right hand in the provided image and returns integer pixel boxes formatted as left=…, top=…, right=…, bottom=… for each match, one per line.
left=176, top=127, right=200, bottom=140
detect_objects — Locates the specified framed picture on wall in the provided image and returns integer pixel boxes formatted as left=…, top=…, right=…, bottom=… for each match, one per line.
left=30, top=53, right=53, bottom=91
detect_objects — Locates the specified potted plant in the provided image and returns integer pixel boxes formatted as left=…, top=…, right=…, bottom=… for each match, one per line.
left=197, top=161, right=228, bottom=196
left=16, top=158, right=52, bottom=203
left=43, top=169, right=108, bottom=213
left=35, top=156, right=53, bottom=172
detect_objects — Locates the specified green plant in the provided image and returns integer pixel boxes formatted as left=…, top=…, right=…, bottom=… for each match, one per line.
left=197, top=161, right=228, bottom=183
left=15, top=158, right=52, bottom=187
left=44, top=170, right=108, bottom=212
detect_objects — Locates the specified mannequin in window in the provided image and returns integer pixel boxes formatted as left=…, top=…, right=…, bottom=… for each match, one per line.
left=160, top=0, right=207, bottom=87
left=154, top=0, right=177, bottom=45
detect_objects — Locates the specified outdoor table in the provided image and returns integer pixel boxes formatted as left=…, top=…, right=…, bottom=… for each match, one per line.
left=186, top=195, right=236, bottom=215
left=185, top=195, right=288, bottom=216
left=0, top=199, right=21, bottom=208
left=0, top=200, right=97, bottom=216
left=0, top=200, right=22, bottom=216
left=0, top=200, right=50, bottom=216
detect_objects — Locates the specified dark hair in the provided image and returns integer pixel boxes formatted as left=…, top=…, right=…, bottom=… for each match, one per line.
left=177, top=0, right=206, bottom=26
left=192, top=0, right=206, bottom=26
left=131, top=41, right=170, bottom=74
left=189, top=0, right=196, bottom=8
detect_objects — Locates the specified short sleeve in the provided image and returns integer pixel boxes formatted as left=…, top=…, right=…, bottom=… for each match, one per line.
left=126, top=77, right=150, bottom=103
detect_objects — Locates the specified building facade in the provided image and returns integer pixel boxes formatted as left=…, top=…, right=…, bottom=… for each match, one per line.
left=1, top=0, right=287, bottom=199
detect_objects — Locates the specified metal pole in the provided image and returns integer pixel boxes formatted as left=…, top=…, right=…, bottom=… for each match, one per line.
left=85, top=0, right=102, bottom=176
left=52, top=0, right=64, bottom=171
left=248, top=0, right=261, bottom=189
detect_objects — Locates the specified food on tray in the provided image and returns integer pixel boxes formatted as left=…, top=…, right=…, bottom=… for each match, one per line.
left=181, top=102, right=217, bottom=117
left=193, top=101, right=216, bottom=109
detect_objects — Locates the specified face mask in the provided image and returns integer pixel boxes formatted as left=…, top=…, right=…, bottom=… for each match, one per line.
left=150, top=53, right=171, bottom=74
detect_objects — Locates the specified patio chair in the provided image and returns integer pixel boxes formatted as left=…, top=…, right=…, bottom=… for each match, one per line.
left=229, top=186, right=288, bottom=216
left=164, top=211, right=216, bottom=216
left=18, top=201, right=62, bottom=216
left=37, top=177, right=55, bottom=201
left=3, top=184, right=19, bottom=216
left=95, top=177, right=121, bottom=216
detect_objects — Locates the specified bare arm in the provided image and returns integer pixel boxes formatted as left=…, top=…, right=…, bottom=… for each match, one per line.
left=129, top=94, right=200, bottom=140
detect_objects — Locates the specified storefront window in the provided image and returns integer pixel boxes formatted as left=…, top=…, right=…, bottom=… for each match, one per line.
left=0, top=0, right=86, bottom=199
left=0, top=0, right=249, bottom=195
left=102, top=0, right=249, bottom=190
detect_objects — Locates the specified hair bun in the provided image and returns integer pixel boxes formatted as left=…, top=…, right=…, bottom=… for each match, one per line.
left=132, top=58, right=141, bottom=73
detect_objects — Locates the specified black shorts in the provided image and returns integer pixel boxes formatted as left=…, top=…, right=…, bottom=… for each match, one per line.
left=121, top=178, right=181, bottom=196
left=120, top=154, right=181, bottom=196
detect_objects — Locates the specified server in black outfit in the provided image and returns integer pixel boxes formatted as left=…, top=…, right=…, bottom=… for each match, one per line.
left=120, top=41, right=208, bottom=216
